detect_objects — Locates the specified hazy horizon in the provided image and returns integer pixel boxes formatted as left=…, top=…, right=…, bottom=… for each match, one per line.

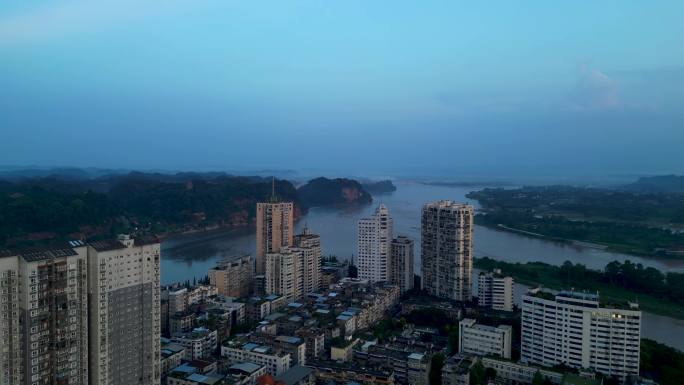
left=2, top=1, right=683, bottom=177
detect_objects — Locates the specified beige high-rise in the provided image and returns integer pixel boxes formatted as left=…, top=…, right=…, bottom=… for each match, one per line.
left=208, top=255, right=253, bottom=298
left=292, top=227, right=321, bottom=294
left=421, top=201, right=473, bottom=301
left=256, top=202, right=294, bottom=275
left=264, top=247, right=301, bottom=302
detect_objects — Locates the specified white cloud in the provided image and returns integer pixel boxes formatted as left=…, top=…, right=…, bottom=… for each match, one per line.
left=0, top=0, right=191, bottom=46
left=569, top=64, right=621, bottom=110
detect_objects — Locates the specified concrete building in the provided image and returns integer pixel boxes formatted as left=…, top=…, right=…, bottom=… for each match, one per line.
left=357, top=204, right=393, bottom=283
left=442, top=355, right=476, bottom=385
left=160, top=340, right=187, bottom=381
left=0, top=242, right=90, bottom=385
left=478, top=269, right=514, bottom=311
left=221, top=341, right=291, bottom=376
left=87, top=235, right=161, bottom=385
left=208, top=255, right=253, bottom=298
left=458, top=318, right=512, bottom=359
left=292, top=227, right=321, bottom=295
left=481, top=357, right=563, bottom=385
left=171, top=327, right=218, bottom=361
left=521, top=289, right=641, bottom=380
left=389, top=236, right=414, bottom=293
left=226, top=362, right=267, bottom=385
left=421, top=201, right=473, bottom=301
left=265, top=248, right=301, bottom=302
left=256, top=200, right=294, bottom=275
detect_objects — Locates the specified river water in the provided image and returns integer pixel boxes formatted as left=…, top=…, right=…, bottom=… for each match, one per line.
left=161, top=181, right=684, bottom=350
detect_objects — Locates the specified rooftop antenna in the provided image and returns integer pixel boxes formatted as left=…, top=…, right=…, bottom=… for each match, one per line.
left=270, top=176, right=277, bottom=202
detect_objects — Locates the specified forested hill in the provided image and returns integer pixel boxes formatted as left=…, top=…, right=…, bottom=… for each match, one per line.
left=623, top=175, right=684, bottom=193
left=0, top=172, right=372, bottom=247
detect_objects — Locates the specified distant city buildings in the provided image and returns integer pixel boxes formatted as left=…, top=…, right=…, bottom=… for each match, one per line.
left=208, top=255, right=253, bottom=298
left=357, top=204, right=393, bottom=283
left=521, top=289, right=641, bottom=380
left=478, top=269, right=514, bottom=311
left=389, top=236, right=414, bottom=293
left=256, top=201, right=294, bottom=275
left=421, top=201, right=473, bottom=301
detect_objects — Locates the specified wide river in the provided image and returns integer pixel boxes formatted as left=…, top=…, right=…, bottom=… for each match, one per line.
left=161, top=181, right=684, bottom=350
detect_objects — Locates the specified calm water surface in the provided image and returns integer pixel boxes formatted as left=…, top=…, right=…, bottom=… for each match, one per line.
left=161, top=181, right=684, bottom=350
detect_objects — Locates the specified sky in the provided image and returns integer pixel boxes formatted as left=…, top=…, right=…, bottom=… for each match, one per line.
left=1, top=1, right=683, bottom=179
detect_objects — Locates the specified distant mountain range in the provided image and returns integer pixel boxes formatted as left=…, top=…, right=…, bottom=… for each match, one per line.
left=0, top=170, right=380, bottom=247
left=623, top=175, right=684, bottom=193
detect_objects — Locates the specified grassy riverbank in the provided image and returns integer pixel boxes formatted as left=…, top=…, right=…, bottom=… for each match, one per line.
left=474, top=257, right=684, bottom=320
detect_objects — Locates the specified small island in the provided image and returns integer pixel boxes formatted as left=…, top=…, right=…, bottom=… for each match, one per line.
left=361, top=180, right=397, bottom=195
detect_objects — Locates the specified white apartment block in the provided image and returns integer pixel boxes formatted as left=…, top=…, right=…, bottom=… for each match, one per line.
left=389, top=236, right=414, bottom=293
left=87, top=235, right=161, bottom=385
left=421, top=201, right=473, bottom=301
left=221, top=342, right=291, bottom=376
left=521, top=289, right=641, bottom=381
left=478, top=269, right=514, bottom=312
left=357, top=204, right=393, bottom=283
left=458, top=318, right=512, bottom=359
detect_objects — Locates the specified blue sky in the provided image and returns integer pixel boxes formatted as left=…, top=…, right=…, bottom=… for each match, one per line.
left=1, top=1, right=683, bottom=178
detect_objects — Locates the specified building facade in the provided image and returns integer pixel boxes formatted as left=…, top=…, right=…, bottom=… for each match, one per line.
left=0, top=243, right=90, bottom=385
left=292, top=227, right=321, bottom=295
left=357, top=204, right=393, bottom=283
left=458, top=318, right=512, bottom=359
left=208, top=255, right=253, bottom=298
left=478, top=269, right=514, bottom=312
left=87, top=235, right=161, bottom=385
left=265, top=248, right=301, bottom=302
left=389, top=236, right=414, bottom=293
left=256, top=201, right=294, bottom=275
left=521, top=289, right=641, bottom=380
left=421, top=201, right=473, bottom=301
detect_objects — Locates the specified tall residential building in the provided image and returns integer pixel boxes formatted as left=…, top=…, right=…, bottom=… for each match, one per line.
left=521, top=289, right=641, bottom=380
left=0, top=242, right=90, bottom=385
left=421, top=201, right=473, bottom=301
left=208, top=255, right=253, bottom=298
left=264, top=247, right=301, bottom=302
left=389, top=236, right=414, bottom=293
left=478, top=269, right=514, bottom=311
left=292, top=227, right=321, bottom=294
left=256, top=201, right=294, bottom=275
left=357, top=204, right=393, bottom=283
left=87, top=235, right=161, bottom=385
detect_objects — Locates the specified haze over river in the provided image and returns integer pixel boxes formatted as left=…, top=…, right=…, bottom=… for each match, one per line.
left=161, top=181, right=684, bottom=350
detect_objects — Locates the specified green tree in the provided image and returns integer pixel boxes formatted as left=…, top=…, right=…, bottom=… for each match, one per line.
left=470, top=361, right=485, bottom=385
left=429, top=353, right=445, bottom=385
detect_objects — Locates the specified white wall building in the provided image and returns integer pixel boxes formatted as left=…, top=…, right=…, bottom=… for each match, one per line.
left=478, top=269, right=514, bottom=312
left=357, top=204, right=393, bottom=283
left=458, top=318, right=512, bottom=359
left=521, top=289, right=641, bottom=381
